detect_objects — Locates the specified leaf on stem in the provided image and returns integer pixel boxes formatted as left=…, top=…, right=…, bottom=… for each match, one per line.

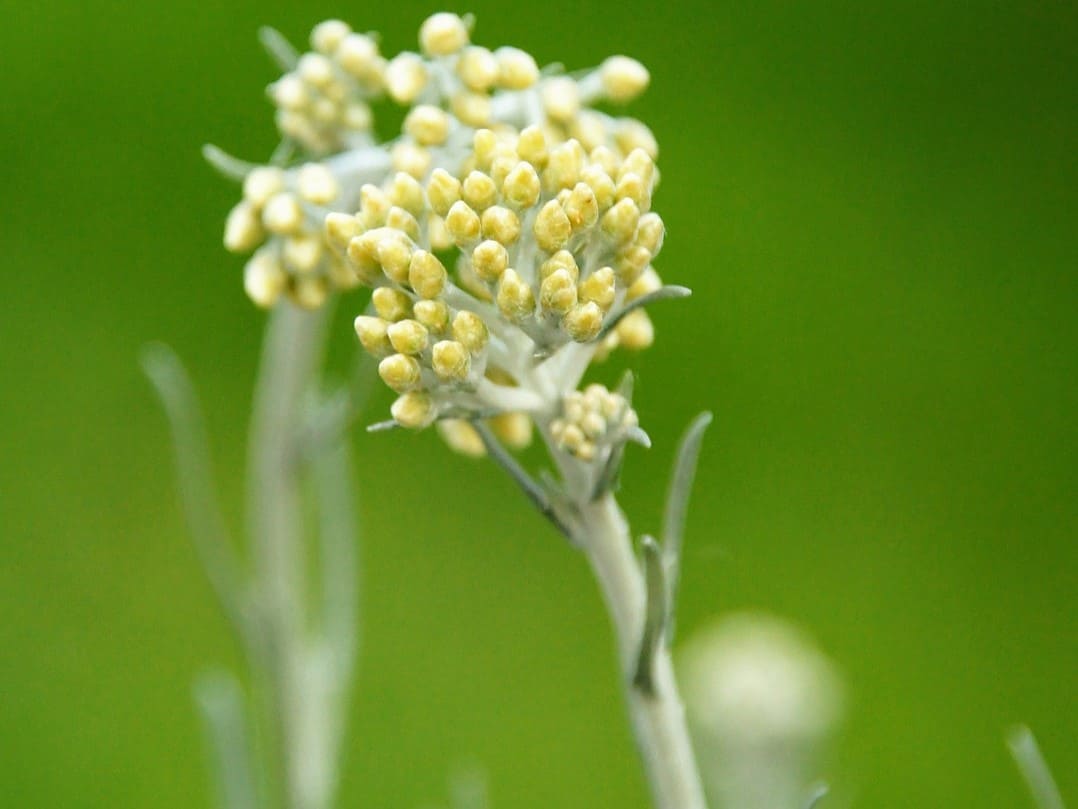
left=632, top=535, right=668, bottom=696
left=803, top=783, right=829, bottom=809
left=194, top=670, right=260, bottom=809
left=595, top=286, right=692, bottom=342
left=140, top=343, right=250, bottom=635
left=202, top=144, right=257, bottom=181
left=661, top=411, right=713, bottom=640
left=1008, top=725, right=1066, bottom=809
left=258, top=26, right=299, bottom=71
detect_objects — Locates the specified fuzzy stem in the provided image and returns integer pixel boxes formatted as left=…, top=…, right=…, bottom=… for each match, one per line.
left=246, top=301, right=335, bottom=809
left=576, top=493, right=708, bottom=809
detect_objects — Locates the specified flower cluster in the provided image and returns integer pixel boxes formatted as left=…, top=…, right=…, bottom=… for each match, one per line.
left=216, top=12, right=679, bottom=461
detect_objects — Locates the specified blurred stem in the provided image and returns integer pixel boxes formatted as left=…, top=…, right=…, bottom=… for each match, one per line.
left=576, top=493, right=708, bottom=809
left=246, top=300, right=341, bottom=809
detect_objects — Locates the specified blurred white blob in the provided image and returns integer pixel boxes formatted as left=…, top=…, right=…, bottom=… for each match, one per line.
left=679, top=613, right=844, bottom=809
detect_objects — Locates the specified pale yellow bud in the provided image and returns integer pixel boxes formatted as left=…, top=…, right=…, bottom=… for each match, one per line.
left=450, top=91, right=491, bottom=127
left=371, top=287, right=412, bottom=322
left=471, top=240, right=509, bottom=282
left=427, top=214, right=453, bottom=251
left=615, top=309, right=654, bottom=350
left=283, top=234, right=323, bottom=273
left=541, top=76, right=580, bottom=123
left=544, top=141, right=585, bottom=192
left=452, top=310, right=489, bottom=354
left=419, top=12, right=469, bottom=56
left=438, top=420, right=486, bottom=456
left=390, top=142, right=430, bottom=179
left=346, top=232, right=383, bottom=284
left=291, top=275, right=329, bottom=310
left=559, top=422, right=586, bottom=453
left=387, top=319, right=429, bottom=355
left=516, top=126, right=548, bottom=168
left=431, top=340, right=471, bottom=382
left=387, top=172, right=426, bottom=218
left=495, top=47, right=539, bottom=89
left=457, top=46, right=499, bottom=91
left=243, top=252, right=287, bottom=308
left=342, top=101, right=373, bottom=131
left=490, top=412, right=532, bottom=449
left=628, top=267, right=663, bottom=300
left=324, top=212, right=362, bottom=251
left=563, top=301, right=604, bottom=341
left=298, top=53, right=335, bottom=87
left=481, top=205, right=521, bottom=246
left=539, top=268, right=578, bottom=316
left=309, top=97, right=339, bottom=124
left=472, top=129, right=498, bottom=170
left=426, top=169, right=462, bottom=217
left=600, top=197, right=640, bottom=244
left=392, top=392, right=437, bottom=429
left=564, top=183, right=599, bottom=231
left=600, top=56, right=650, bottom=102
left=581, top=165, right=616, bottom=210
left=500, top=162, right=540, bottom=210
left=407, top=250, right=447, bottom=299
left=374, top=228, right=414, bottom=284
left=461, top=171, right=498, bottom=212
left=336, top=34, right=381, bottom=80
left=578, top=267, right=616, bottom=312
left=297, top=163, right=339, bottom=204
left=384, top=52, right=427, bottom=103
left=635, top=212, right=665, bottom=255
left=539, top=250, right=580, bottom=282
left=354, top=315, right=393, bottom=356
left=413, top=299, right=450, bottom=332
left=620, top=148, right=656, bottom=185
left=570, top=111, right=607, bottom=152
left=496, top=268, right=535, bottom=322
left=445, top=200, right=482, bottom=246
left=262, top=192, right=303, bottom=235
left=615, top=119, right=659, bottom=159
left=533, top=200, right=572, bottom=252
left=379, top=353, right=422, bottom=392
left=615, top=171, right=651, bottom=209
left=311, top=19, right=351, bottom=54
left=271, top=75, right=308, bottom=111
left=243, top=167, right=285, bottom=207
left=615, top=243, right=652, bottom=284
left=326, top=255, right=358, bottom=290
left=359, top=184, right=390, bottom=228
left=385, top=206, right=421, bottom=242
left=589, top=145, right=620, bottom=176
left=404, top=104, right=450, bottom=146
left=224, top=201, right=264, bottom=252
left=581, top=411, right=607, bottom=439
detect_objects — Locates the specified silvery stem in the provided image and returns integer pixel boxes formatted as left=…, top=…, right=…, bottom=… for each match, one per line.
left=576, top=494, right=709, bottom=809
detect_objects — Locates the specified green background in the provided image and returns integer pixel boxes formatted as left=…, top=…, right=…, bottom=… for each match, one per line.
left=1, top=0, right=1075, bottom=806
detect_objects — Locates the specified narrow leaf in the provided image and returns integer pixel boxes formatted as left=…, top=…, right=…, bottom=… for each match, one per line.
left=141, top=343, right=248, bottom=633
left=804, top=783, right=829, bottom=809
left=1008, top=726, right=1066, bottom=809
left=258, top=26, right=299, bottom=71
left=662, top=412, right=713, bottom=639
left=194, top=671, right=260, bottom=809
left=202, top=144, right=257, bottom=181
left=632, top=535, right=667, bottom=695
left=595, top=285, right=692, bottom=341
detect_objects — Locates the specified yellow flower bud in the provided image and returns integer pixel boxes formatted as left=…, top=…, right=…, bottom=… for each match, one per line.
left=354, top=315, right=392, bottom=356
left=570, top=111, right=607, bottom=152
left=615, top=171, right=651, bottom=210
left=564, top=183, right=599, bottom=231
left=390, top=142, right=431, bottom=179
left=457, top=46, right=499, bottom=91
left=359, top=184, right=390, bottom=228
left=534, top=200, right=572, bottom=253
left=615, top=243, right=652, bottom=285
left=496, top=268, right=536, bottom=322
left=495, top=47, right=539, bottom=89
left=450, top=91, right=492, bottom=127
left=282, top=234, right=323, bottom=273
left=418, top=12, right=469, bottom=56
left=490, top=412, right=533, bottom=449
left=374, top=228, right=414, bottom=284
left=516, top=126, right=548, bottom=168
left=635, top=212, right=665, bottom=255
left=243, top=251, right=287, bottom=308
left=438, top=419, right=487, bottom=457
left=384, top=52, right=427, bottom=103
left=262, top=192, right=303, bottom=235
left=539, top=250, right=580, bottom=282
left=544, top=140, right=585, bottom=192
left=346, top=232, right=383, bottom=285
left=578, top=266, right=616, bottom=312
left=297, top=53, right=334, bottom=87
left=615, top=119, right=658, bottom=159
left=472, top=129, right=498, bottom=170
left=481, top=206, right=521, bottom=246
left=407, top=250, right=447, bottom=299
left=620, top=148, right=656, bottom=186
left=291, top=275, right=328, bottom=310
left=385, top=206, right=421, bottom=242
left=371, top=287, right=412, bottom=322
left=502, top=161, right=541, bottom=209
left=563, top=301, right=604, bottom=341
left=628, top=267, right=663, bottom=300
left=541, top=76, right=580, bottom=123
left=461, top=171, right=498, bottom=212
left=387, top=318, right=429, bottom=355
left=615, top=309, right=654, bottom=350
left=600, top=56, right=650, bottom=103
left=311, top=19, right=351, bottom=54
left=388, top=172, right=426, bottom=217
left=431, top=340, right=471, bottom=382
left=324, top=212, right=361, bottom=251
left=243, top=167, right=285, bottom=207
left=426, top=169, right=462, bottom=218
left=224, top=201, right=264, bottom=253
left=404, top=104, right=450, bottom=146
left=413, top=299, right=450, bottom=333
left=379, top=352, right=422, bottom=392
left=471, top=239, right=509, bottom=282
left=539, top=268, right=578, bottom=317
left=427, top=214, right=453, bottom=251
left=297, top=163, right=339, bottom=204
left=600, top=198, right=640, bottom=244
left=271, top=75, right=308, bottom=112
left=391, top=392, right=437, bottom=429
left=336, top=34, right=381, bottom=80
left=452, top=310, right=489, bottom=354
left=445, top=200, right=482, bottom=245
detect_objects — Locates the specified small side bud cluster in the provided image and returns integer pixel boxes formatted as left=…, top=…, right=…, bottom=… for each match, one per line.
left=550, top=384, right=638, bottom=462
left=224, top=163, right=359, bottom=309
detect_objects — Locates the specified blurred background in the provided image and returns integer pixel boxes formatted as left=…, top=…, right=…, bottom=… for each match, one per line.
left=1, top=0, right=1075, bottom=806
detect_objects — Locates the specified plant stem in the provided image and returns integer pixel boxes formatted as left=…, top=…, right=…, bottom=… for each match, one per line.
left=246, top=301, right=337, bottom=809
left=576, top=493, right=708, bottom=809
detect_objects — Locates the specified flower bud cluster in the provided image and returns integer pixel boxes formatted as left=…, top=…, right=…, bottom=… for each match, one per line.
left=224, top=163, right=361, bottom=309
left=550, top=384, right=638, bottom=462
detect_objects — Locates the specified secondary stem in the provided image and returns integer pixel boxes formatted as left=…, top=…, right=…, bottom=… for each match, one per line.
left=576, top=493, right=708, bottom=809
